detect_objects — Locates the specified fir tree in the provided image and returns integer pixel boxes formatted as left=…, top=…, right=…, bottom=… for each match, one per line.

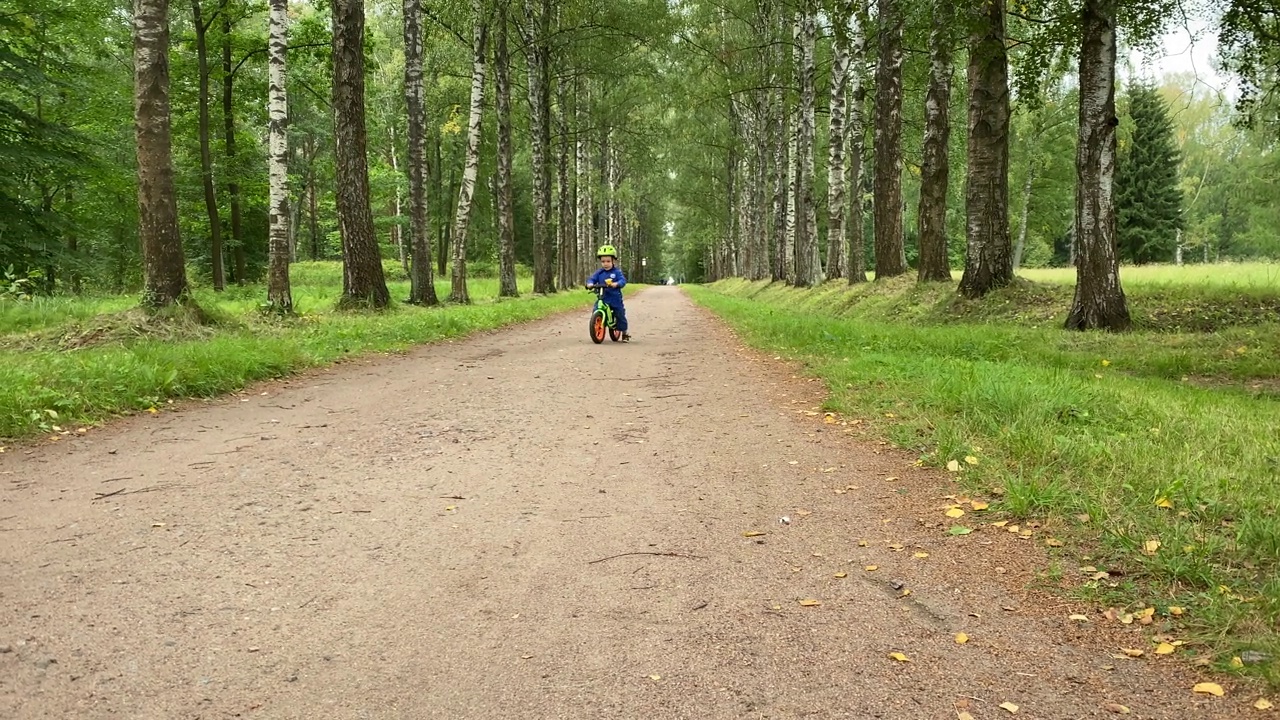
left=1116, top=82, right=1184, bottom=264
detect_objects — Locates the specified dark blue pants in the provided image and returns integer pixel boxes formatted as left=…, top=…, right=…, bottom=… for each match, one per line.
left=606, top=299, right=628, bottom=332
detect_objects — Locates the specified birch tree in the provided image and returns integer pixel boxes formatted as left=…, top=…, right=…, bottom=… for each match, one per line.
left=266, top=0, right=292, bottom=312
left=404, top=0, right=438, bottom=305
left=522, top=0, right=555, bottom=293
left=916, top=0, right=955, bottom=283
left=794, top=3, right=820, bottom=286
left=191, top=0, right=225, bottom=290
left=332, top=0, right=390, bottom=308
left=133, top=0, right=190, bottom=308
left=872, top=0, right=907, bottom=278
left=494, top=0, right=518, bottom=297
left=448, top=0, right=489, bottom=304
left=824, top=0, right=852, bottom=281
left=1066, top=0, right=1131, bottom=330
left=959, top=0, right=1013, bottom=298
left=848, top=5, right=868, bottom=283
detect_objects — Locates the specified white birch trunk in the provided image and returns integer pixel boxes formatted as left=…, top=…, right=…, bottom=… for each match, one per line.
left=266, top=0, right=291, bottom=310
left=448, top=1, right=487, bottom=304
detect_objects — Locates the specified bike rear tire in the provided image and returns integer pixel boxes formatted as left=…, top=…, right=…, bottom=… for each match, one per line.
left=590, top=311, right=607, bottom=344
left=609, top=328, right=622, bottom=342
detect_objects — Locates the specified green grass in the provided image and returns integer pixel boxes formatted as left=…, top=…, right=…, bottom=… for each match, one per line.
left=689, top=276, right=1280, bottom=687
left=0, top=261, right=620, bottom=440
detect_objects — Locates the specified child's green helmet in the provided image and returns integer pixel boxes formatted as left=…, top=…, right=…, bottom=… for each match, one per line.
left=596, top=244, right=617, bottom=259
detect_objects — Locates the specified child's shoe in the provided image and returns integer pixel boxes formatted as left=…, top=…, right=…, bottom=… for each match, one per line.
left=621, top=333, right=632, bottom=342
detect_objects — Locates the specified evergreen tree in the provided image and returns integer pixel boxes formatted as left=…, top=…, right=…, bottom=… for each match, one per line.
left=1116, top=82, right=1183, bottom=265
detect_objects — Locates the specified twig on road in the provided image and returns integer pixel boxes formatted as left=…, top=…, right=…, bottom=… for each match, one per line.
left=587, top=551, right=706, bottom=565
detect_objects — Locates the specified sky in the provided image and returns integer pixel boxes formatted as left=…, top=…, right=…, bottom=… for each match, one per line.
left=1130, top=17, right=1235, bottom=99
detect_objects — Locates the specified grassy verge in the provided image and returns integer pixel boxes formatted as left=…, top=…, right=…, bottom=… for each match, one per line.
left=688, top=278, right=1280, bottom=687
left=0, top=262, right=625, bottom=440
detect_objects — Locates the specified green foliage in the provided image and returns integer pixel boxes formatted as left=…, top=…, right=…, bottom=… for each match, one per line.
left=1116, top=82, right=1184, bottom=264
left=690, top=280, right=1280, bottom=685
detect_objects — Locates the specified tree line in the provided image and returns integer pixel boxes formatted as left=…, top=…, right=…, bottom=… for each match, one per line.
left=3, top=0, right=1278, bottom=330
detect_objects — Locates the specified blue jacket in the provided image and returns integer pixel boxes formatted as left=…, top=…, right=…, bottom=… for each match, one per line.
left=587, top=266, right=627, bottom=304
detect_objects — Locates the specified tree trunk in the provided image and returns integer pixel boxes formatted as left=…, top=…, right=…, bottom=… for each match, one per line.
left=449, top=1, right=488, bottom=305
left=872, top=0, right=907, bottom=279
left=388, top=124, right=407, bottom=273
left=794, top=5, right=820, bottom=286
left=575, top=78, right=592, bottom=282
left=555, top=66, right=574, bottom=292
left=1066, top=0, right=1131, bottom=331
left=494, top=0, right=518, bottom=297
left=916, top=0, right=954, bottom=283
left=220, top=6, right=247, bottom=285
left=332, top=0, right=390, bottom=308
left=307, top=157, right=320, bottom=260
left=848, top=6, right=868, bottom=283
left=768, top=4, right=787, bottom=282
left=266, top=0, right=292, bottom=311
left=523, top=0, right=555, bottom=293
left=825, top=0, right=852, bottom=281
left=134, top=0, right=189, bottom=308
left=66, top=187, right=81, bottom=294
left=1012, top=165, right=1034, bottom=270
left=959, top=0, right=1013, bottom=298
left=436, top=134, right=449, bottom=277
left=192, top=1, right=225, bottom=291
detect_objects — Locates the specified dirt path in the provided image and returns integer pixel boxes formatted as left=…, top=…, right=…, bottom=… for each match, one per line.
left=0, top=288, right=1249, bottom=719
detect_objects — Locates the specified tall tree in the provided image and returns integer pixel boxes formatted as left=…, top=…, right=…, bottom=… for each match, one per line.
left=403, top=0, right=438, bottom=306
left=872, top=0, right=907, bottom=279
left=770, top=2, right=790, bottom=282
left=448, top=0, right=489, bottom=304
left=794, top=3, right=820, bottom=286
left=1116, top=82, right=1183, bottom=264
left=221, top=5, right=246, bottom=283
left=916, top=0, right=954, bottom=282
left=824, top=0, right=852, bottom=281
left=1066, top=0, right=1130, bottom=330
left=266, top=0, right=292, bottom=312
left=958, top=0, right=1012, bottom=298
left=134, top=0, right=189, bottom=308
left=847, top=5, right=868, bottom=283
left=332, top=0, right=390, bottom=308
left=522, top=0, right=555, bottom=293
left=494, top=0, right=518, bottom=297
left=191, top=0, right=225, bottom=290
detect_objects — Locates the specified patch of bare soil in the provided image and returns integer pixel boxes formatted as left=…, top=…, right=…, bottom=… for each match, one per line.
left=0, top=288, right=1259, bottom=718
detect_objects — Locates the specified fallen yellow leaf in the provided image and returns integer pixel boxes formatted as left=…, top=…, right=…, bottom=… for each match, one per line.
left=648, top=674, right=661, bottom=681
left=955, top=632, right=969, bottom=644
left=1000, top=701, right=1020, bottom=713
left=858, top=540, right=868, bottom=547
left=1121, top=648, right=1144, bottom=658
left=798, top=598, right=821, bottom=607
left=1255, top=698, right=1274, bottom=710
left=1046, top=538, right=1065, bottom=547
left=1168, top=606, right=1185, bottom=616
left=1231, top=656, right=1244, bottom=669
left=742, top=531, right=767, bottom=537
left=913, top=552, right=929, bottom=558
left=991, top=520, right=1009, bottom=527
left=864, top=565, right=878, bottom=572
left=970, top=500, right=989, bottom=510
left=945, top=508, right=966, bottom=519
left=1193, top=682, right=1225, bottom=697
left=833, top=572, right=848, bottom=578
left=1103, top=703, right=1131, bottom=714
left=1155, top=642, right=1176, bottom=655
left=1156, top=497, right=1173, bottom=508
left=1069, top=614, right=1090, bottom=622
left=964, top=455, right=979, bottom=465
left=946, top=460, right=961, bottom=472
left=1142, top=539, right=1161, bottom=556
left=888, top=652, right=910, bottom=662
left=958, top=713, right=975, bottom=720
